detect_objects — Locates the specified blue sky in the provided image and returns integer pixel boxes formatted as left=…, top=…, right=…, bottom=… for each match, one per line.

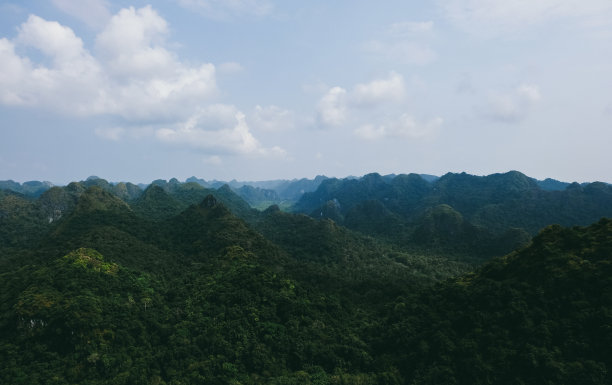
left=1, top=0, right=611, bottom=184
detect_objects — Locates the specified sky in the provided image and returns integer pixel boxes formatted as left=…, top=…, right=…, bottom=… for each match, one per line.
left=1, top=0, right=611, bottom=185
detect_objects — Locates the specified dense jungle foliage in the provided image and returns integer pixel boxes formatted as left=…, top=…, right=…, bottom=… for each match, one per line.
left=1, top=172, right=612, bottom=384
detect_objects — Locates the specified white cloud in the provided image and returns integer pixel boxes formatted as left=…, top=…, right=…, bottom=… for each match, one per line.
left=355, top=115, right=443, bottom=140
left=96, top=7, right=165, bottom=46
left=156, top=104, right=285, bottom=156
left=1, top=15, right=105, bottom=113
left=176, top=0, right=273, bottom=19
left=317, top=86, right=347, bottom=127
left=351, top=71, right=406, bottom=106
left=17, top=15, right=88, bottom=61
left=51, top=0, right=111, bottom=29
left=95, top=6, right=218, bottom=120
left=0, top=6, right=283, bottom=159
left=0, top=7, right=217, bottom=120
left=317, top=72, right=408, bottom=127
left=316, top=73, right=442, bottom=140
left=486, top=84, right=542, bottom=122
left=251, top=105, right=294, bottom=132
left=440, top=0, right=612, bottom=35
left=0, top=38, right=30, bottom=105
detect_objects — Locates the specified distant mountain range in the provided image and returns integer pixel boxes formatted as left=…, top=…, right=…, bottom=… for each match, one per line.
left=1, top=172, right=599, bottom=206
left=0, top=180, right=54, bottom=197
left=2, top=171, right=611, bottom=261
left=292, top=171, right=612, bottom=258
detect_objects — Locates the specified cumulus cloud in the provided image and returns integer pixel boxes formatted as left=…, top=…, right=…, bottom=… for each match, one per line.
left=251, top=105, right=294, bottom=132
left=316, top=73, right=442, bottom=140
left=486, top=84, right=542, bottom=122
left=440, top=0, right=612, bottom=35
left=352, top=71, right=406, bottom=106
left=316, top=72, right=408, bottom=127
left=156, top=104, right=286, bottom=156
left=317, top=86, right=348, bottom=127
left=0, top=7, right=217, bottom=120
left=95, top=6, right=218, bottom=120
left=176, top=0, right=273, bottom=19
left=0, top=15, right=105, bottom=113
left=95, top=6, right=171, bottom=74
left=0, top=6, right=282, bottom=158
left=51, top=0, right=111, bottom=29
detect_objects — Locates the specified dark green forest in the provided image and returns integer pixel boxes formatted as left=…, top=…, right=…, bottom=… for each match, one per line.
left=1, top=172, right=612, bottom=384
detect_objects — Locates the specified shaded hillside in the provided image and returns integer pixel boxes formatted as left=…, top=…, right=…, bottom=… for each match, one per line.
left=235, top=185, right=281, bottom=209
left=130, top=185, right=184, bottom=221
left=293, top=172, right=432, bottom=216
left=0, top=192, right=420, bottom=384
left=379, top=218, right=612, bottom=384
left=139, top=180, right=257, bottom=222
left=0, top=180, right=53, bottom=198
left=0, top=190, right=47, bottom=251
left=80, top=176, right=142, bottom=201
left=253, top=205, right=469, bottom=286
left=294, top=171, right=612, bottom=258
left=36, top=187, right=172, bottom=273
left=186, top=175, right=329, bottom=204
left=160, top=195, right=279, bottom=262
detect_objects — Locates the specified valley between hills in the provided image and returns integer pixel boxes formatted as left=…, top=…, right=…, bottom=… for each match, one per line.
left=1, top=170, right=612, bottom=384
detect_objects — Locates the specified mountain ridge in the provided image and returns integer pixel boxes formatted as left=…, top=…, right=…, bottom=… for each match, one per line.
left=1, top=172, right=612, bottom=383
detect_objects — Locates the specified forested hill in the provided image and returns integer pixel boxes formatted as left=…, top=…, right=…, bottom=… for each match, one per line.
left=293, top=171, right=612, bottom=257
left=378, top=218, right=612, bottom=384
left=1, top=171, right=611, bottom=262
left=1, top=173, right=612, bottom=383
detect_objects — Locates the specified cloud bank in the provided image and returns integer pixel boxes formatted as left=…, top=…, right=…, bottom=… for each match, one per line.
left=156, top=104, right=286, bottom=156
left=0, top=5, right=282, bottom=158
left=316, top=72, right=442, bottom=140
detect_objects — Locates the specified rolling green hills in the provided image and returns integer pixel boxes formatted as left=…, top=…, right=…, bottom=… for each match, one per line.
left=294, top=171, right=612, bottom=259
left=1, top=172, right=612, bottom=383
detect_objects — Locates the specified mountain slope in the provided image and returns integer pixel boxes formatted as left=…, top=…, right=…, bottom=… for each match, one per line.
left=381, top=218, right=612, bottom=384
left=1, top=173, right=612, bottom=383
left=293, top=171, right=612, bottom=258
